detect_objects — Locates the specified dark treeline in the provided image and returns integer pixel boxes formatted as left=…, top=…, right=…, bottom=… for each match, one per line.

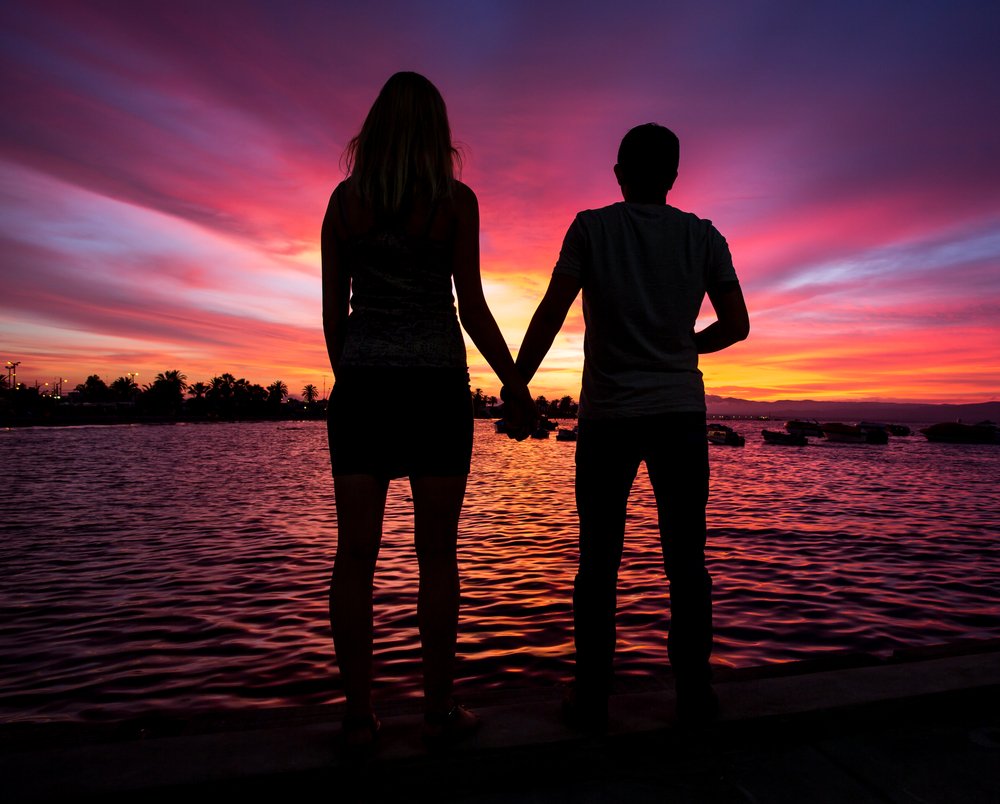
left=470, top=388, right=577, bottom=419
left=1, top=370, right=319, bottom=427
left=1, top=370, right=578, bottom=427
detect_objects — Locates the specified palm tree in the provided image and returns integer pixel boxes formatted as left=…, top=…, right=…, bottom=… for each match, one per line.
left=267, top=380, right=288, bottom=406
left=155, top=369, right=188, bottom=391
left=232, top=378, right=254, bottom=413
left=207, top=374, right=237, bottom=417
left=110, top=376, right=140, bottom=402
left=185, top=380, right=210, bottom=418
left=75, top=374, right=110, bottom=402
left=472, top=387, right=486, bottom=417
left=302, top=384, right=319, bottom=404
left=142, top=369, right=187, bottom=416
left=208, top=373, right=234, bottom=399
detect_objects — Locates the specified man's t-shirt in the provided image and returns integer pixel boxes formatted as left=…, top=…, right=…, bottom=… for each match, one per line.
left=553, top=202, right=738, bottom=419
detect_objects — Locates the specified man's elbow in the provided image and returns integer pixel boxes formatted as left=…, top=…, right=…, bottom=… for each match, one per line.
left=719, top=316, right=749, bottom=344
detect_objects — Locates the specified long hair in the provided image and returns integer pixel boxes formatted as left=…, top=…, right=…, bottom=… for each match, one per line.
left=344, top=72, right=462, bottom=218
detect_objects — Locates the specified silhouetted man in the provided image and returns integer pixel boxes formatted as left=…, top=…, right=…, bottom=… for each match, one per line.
left=512, top=123, right=749, bottom=727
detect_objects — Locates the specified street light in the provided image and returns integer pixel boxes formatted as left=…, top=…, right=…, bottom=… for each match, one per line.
left=5, top=361, right=20, bottom=391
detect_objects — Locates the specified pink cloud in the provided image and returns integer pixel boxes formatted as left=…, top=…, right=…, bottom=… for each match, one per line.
left=2, top=0, right=999, bottom=402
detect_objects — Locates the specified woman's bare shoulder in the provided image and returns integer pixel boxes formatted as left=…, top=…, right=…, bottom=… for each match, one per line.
left=330, top=178, right=353, bottom=201
left=325, top=178, right=371, bottom=238
left=450, top=181, right=479, bottom=224
left=453, top=180, right=477, bottom=203
left=325, top=179, right=350, bottom=214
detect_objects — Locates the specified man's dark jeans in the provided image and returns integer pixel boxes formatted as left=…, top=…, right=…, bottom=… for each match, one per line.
left=573, top=411, right=712, bottom=700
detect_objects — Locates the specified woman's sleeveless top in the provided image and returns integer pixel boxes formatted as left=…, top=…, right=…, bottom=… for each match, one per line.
left=338, top=190, right=467, bottom=369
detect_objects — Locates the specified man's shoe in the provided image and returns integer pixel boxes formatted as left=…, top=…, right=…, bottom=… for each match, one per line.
left=561, top=683, right=609, bottom=733
left=676, top=681, right=719, bottom=725
left=422, top=702, right=481, bottom=744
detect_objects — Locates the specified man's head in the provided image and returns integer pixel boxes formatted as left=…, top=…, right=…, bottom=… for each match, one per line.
left=614, top=123, right=679, bottom=201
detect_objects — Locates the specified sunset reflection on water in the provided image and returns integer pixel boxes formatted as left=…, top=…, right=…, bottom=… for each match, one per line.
left=1, top=419, right=997, bottom=723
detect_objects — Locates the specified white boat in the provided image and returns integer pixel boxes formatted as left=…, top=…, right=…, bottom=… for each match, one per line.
left=707, top=423, right=744, bottom=446
left=822, top=422, right=886, bottom=444
left=785, top=419, right=825, bottom=437
left=762, top=429, right=808, bottom=446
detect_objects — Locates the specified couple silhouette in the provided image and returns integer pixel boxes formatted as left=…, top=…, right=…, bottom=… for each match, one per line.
left=321, top=72, right=750, bottom=749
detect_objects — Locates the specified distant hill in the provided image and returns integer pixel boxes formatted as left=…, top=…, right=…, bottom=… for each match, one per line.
left=705, top=395, right=1000, bottom=424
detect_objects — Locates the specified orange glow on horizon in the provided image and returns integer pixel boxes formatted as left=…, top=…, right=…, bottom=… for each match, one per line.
left=2, top=4, right=998, bottom=406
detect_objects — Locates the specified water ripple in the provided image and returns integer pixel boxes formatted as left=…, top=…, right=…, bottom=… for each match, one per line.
left=1, top=419, right=998, bottom=723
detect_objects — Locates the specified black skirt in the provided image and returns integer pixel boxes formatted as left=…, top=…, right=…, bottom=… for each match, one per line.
left=328, top=366, right=473, bottom=479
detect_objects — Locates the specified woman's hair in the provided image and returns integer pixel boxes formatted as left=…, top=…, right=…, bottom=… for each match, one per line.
left=344, top=72, right=462, bottom=217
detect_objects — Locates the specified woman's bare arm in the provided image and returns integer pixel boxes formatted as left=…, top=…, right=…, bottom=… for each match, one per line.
left=451, top=183, right=535, bottom=435
left=321, top=186, right=351, bottom=375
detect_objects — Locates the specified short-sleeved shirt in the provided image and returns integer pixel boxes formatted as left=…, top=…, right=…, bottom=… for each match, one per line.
left=553, top=202, right=738, bottom=419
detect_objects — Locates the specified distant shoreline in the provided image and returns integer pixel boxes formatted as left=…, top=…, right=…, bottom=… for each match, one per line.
left=4, top=393, right=999, bottom=430
left=0, top=410, right=520, bottom=429
left=706, top=395, right=1000, bottom=424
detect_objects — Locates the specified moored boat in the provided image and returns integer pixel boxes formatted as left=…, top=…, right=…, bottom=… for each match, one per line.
left=556, top=427, right=578, bottom=441
left=858, top=422, right=890, bottom=444
left=921, top=421, right=1000, bottom=444
left=762, top=429, right=808, bottom=446
left=707, top=423, right=745, bottom=446
left=785, top=419, right=825, bottom=437
left=822, top=422, right=886, bottom=444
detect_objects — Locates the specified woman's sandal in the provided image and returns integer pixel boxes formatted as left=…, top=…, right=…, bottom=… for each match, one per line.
left=342, top=711, right=381, bottom=750
left=422, top=702, right=480, bottom=744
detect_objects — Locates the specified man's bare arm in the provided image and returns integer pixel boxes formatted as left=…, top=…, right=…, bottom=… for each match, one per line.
left=514, top=273, right=582, bottom=384
left=694, top=281, right=750, bottom=354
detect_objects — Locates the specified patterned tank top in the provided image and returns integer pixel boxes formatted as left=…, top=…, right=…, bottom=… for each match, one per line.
left=337, top=188, right=467, bottom=369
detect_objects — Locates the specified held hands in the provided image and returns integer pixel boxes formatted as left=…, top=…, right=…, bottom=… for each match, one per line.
left=499, top=382, right=538, bottom=441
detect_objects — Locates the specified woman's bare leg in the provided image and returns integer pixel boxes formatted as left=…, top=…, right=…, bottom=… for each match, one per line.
left=330, top=473, right=389, bottom=719
left=410, top=474, right=467, bottom=714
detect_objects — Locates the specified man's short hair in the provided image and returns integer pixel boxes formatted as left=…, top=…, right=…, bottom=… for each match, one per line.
left=616, top=124, right=679, bottom=193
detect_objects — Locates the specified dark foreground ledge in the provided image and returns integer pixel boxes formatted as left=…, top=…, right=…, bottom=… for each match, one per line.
left=4, top=643, right=999, bottom=804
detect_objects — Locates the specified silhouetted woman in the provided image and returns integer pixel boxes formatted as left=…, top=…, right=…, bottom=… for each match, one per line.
left=322, top=72, right=535, bottom=747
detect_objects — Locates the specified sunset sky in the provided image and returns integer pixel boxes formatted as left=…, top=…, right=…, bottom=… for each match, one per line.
left=2, top=0, right=998, bottom=403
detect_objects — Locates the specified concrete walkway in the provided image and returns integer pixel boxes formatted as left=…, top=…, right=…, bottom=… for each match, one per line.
left=3, top=643, right=999, bottom=803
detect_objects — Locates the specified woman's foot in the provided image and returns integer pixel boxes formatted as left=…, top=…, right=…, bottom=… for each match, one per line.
left=342, top=710, right=381, bottom=750
left=422, top=702, right=480, bottom=744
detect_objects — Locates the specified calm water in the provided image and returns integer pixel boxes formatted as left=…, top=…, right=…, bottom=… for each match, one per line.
left=1, top=419, right=998, bottom=724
